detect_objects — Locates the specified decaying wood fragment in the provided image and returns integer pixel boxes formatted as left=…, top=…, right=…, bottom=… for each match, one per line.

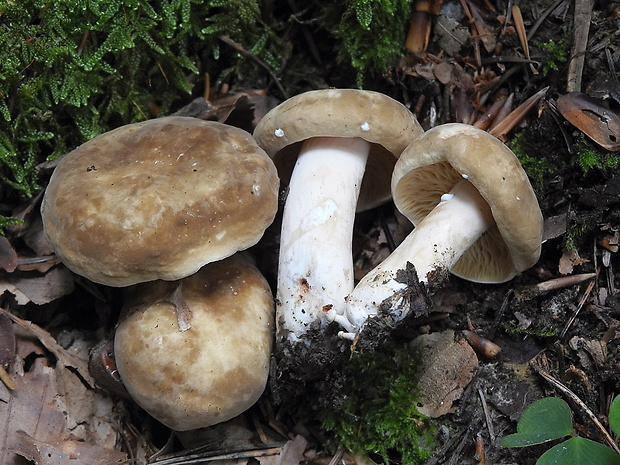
left=566, top=0, right=594, bottom=93
left=406, top=0, right=443, bottom=54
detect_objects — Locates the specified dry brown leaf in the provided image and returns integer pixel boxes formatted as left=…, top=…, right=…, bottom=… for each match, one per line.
left=0, top=322, right=125, bottom=465
left=542, top=214, right=567, bottom=242
left=470, top=1, right=496, bottom=54
left=511, top=5, right=538, bottom=74
left=0, top=281, right=30, bottom=306
left=15, top=255, right=61, bottom=273
left=488, top=87, right=548, bottom=140
left=1, top=310, right=94, bottom=388
left=11, top=430, right=126, bottom=465
left=0, top=265, right=74, bottom=305
left=557, top=92, right=620, bottom=151
left=172, top=91, right=267, bottom=133
left=569, top=336, right=608, bottom=367
left=21, top=214, right=56, bottom=257
left=433, top=61, right=455, bottom=85
left=558, top=248, right=589, bottom=275
left=435, top=15, right=471, bottom=56
left=0, top=236, right=17, bottom=272
left=413, top=330, right=479, bottom=417
left=276, top=435, right=307, bottom=465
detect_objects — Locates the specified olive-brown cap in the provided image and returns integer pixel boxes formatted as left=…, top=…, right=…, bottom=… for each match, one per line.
left=392, top=123, right=543, bottom=283
left=114, top=253, right=275, bottom=431
left=253, top=89, right=423, bottom=210
left=41, top=116, right=279, bottom=287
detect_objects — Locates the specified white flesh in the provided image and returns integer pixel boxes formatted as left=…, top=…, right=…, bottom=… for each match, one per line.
left=343, top=178, right=494, bottom=334
left=277, top=136, right=370, bottom=342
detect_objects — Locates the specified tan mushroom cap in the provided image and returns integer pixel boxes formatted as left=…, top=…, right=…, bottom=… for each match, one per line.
left=392, top=123, right=543, bottom=283
left=114, top=254, right=275, bottom=431
left=41, top=116, right=279, bottom=287
left=253, top=89, right=423, bottom=210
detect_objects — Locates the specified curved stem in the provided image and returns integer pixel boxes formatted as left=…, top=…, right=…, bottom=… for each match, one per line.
left=277, top=137, right=370, bottom=342
left=344, top=179, right=494, bottom=332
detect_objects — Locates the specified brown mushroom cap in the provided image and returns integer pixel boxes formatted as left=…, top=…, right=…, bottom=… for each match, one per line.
left=114, top=254, right=275, bottom=431
left=253, top=89, right=423, bottom=210
left=392, top=123, right=543, bottom=283
left=41, top=116, right=279, bottom=287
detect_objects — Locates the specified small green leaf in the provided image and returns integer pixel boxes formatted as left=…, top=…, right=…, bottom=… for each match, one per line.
left=537, top=437, right=620, bottom=465
left=610, top=395, right=620, bottom=437
left=500, top=397, right=573, bottom=447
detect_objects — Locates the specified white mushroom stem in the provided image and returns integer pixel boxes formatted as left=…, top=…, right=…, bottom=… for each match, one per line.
left=277, top=136, right=370, bottom=342
left=343, top=178, right=494, bottom=335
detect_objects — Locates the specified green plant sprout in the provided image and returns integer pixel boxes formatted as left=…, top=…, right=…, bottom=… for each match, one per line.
left=321, top=342, right=434, bottom=464
left=500, top=396, right=620, bottom=465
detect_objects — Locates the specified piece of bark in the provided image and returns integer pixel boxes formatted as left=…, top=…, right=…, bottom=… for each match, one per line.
left=566, top=0, right=594, bottom=93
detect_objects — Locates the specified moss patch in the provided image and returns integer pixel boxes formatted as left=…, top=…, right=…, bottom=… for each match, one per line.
left=322, top=341, right=434, bottom=464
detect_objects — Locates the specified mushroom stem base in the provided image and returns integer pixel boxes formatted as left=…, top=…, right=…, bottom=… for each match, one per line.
left=277, top=136, right=370, bottom=342
left=343, top=178, right=493, bottom=333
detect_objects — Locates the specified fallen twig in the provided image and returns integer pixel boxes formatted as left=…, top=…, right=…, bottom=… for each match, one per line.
left=219, top=35, right=288, bottom=100
left=478, top=388, right=495, bottom=441
left=530, top=356, right=620, bottom=453
left=527, top=0, right=569, bottom=41
left=514, top=272, right=597, bottom=300
left=153, top=443, right=285, bottom=464
left=559, top=278, right=596, bottom=338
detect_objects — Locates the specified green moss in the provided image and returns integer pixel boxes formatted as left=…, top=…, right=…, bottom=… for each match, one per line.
left=0, top=0, right=288, bottom=230
left=504, top=320, right=559, bottom=338
left=573, top=134, right=620, bottom=174
left=535, top=39, right=568, bottom=76
left=563, top=209, right=603, bottom=252
left=0, top=0, right=281, bottom=158
left=321, top=0, right=414, bottom=88
left=322, top=342, right=434, bottom=464
left=509, top=132, right=554, bottom=192
left=564, top=222, right=587, bottom=252
left=0, top=216, right=24, bottom=235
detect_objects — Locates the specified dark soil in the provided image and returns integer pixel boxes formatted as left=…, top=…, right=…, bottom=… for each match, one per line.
left=3, top=1, right=620, bottom=464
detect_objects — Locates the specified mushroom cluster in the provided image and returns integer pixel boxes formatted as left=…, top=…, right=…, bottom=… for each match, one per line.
left=41, top=116, right=279, bottom=430
left=40, top=92, right=545, bottom=432
left=253, top=89, right=423, bottom=345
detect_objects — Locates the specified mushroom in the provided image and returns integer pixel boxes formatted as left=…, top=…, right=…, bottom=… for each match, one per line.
left=253, top=89, right=422, bottom=343
left=114, top=253, right=275, bottom=431
left=344, top=123, right=544, bottom=333
left=41, top=116, right=279, bottom=287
